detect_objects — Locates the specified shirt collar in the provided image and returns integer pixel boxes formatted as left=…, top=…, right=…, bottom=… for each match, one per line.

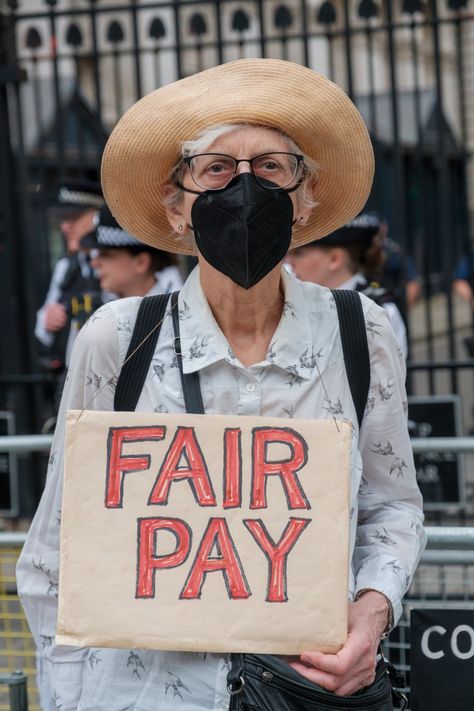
left=264, top=269, right=315, bottom=380
left=178, top=267, right=231, bottom=373
left=178, top=266, right=315, bottom=380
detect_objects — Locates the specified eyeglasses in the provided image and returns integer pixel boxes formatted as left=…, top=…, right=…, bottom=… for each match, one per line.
left=182, top=152, right=304, bottom=191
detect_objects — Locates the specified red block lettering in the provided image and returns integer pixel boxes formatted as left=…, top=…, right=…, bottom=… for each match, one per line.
left=251, top=427, right=310, bottom=509
left=244, top=518, right=311, bottom=602
left=148, top=427, right=216, bottom=506
left=180, top=518, right=251, bottom=600
left=105, top=426, right=166, bottom=508
left=136, top=517, right=191, bottom=598
left=223, top=428, right=242, bottom=509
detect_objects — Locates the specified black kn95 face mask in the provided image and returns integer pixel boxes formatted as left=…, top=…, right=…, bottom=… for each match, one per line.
left=191, top=173, right=294, bottom=289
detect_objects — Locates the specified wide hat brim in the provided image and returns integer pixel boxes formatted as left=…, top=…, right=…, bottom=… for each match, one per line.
left=101, top=58, right=374, bottom=256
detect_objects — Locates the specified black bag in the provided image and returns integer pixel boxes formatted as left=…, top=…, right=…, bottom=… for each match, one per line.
left=114, top=289, right=405, bottom=711
left=227, top=653, right=407, bottom=711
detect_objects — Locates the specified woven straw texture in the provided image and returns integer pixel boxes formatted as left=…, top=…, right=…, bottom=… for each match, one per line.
left=101, top=58, right=374, bottom=255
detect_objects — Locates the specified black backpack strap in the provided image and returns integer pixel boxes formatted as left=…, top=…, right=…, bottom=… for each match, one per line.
left=114, top=289, right=369, bottom=424
left=331, top=289, right=370, bottom=429
left=114, top=293, right=172, bottom=411
left=170, top=291, right=205, bottom=414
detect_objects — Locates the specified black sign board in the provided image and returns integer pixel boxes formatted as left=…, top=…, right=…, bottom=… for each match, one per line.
left=411, top=608, right=474, bottom=711
left=407, top=396, right=465, bottom=509
left=0, top=411, right=19, bottom=517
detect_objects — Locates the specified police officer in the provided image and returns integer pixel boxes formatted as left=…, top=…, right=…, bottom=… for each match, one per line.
left=287, top=213, right=408, bottom=358
left=81, top=205, right=183, bottom=298
left=35, top=178, right=104, bottom=371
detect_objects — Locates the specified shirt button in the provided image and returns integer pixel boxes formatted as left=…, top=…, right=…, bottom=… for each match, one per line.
left=246, top=382, right=256, bottom=392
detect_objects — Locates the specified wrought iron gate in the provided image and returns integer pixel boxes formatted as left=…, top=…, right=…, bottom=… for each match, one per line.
left=0, top=0, right=473, bottom=514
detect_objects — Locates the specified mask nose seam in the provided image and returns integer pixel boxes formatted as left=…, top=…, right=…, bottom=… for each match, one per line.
left=240, top=173, right=252, bottom=283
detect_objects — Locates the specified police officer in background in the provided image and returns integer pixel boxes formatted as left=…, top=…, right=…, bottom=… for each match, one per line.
left=376, top=217, right=421, bottom=316
left=35, top=178, right=104, bottom=372
left=81, top=205, right=183, bottom=298
left=286, top=212, right=408, bottom=358
left=453, top=245, right=474, bottom=311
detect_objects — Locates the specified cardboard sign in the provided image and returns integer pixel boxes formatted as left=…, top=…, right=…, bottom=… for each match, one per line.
left=411, top=608, right=474, bottom=710
left=57, top=410, right=351, bottom=655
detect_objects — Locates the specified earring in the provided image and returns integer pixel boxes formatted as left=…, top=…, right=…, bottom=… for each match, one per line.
left=177, top=224, right=183, bottom=231
left=299, top=217, right=305, bottom=223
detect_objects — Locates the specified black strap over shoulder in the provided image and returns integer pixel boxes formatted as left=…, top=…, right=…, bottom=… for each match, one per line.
left=114, top=288, right=370, bottom=429
left=170, top=291, right=205, bottom=414
left=331, top=289, right=370, bottom=429
left=113, top=293, right=172, bottom=411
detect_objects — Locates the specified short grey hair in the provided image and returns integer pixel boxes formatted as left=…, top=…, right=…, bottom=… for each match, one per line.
left=163, top=123, right=320, bottom=249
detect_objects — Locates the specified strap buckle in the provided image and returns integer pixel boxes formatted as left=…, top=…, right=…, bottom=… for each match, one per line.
left=226, top=676, right=245, bottom=696
left=173, top=336, right=182, bottom=356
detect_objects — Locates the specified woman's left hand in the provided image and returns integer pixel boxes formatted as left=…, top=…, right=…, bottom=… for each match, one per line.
left=289, top=590, right=389, bottom=697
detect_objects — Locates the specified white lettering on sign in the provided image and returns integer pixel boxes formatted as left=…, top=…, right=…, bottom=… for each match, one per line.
left=421, top=624, right=474, bottom=660
left=450, top=625, right=474, bottom=661
left=421, top=626, right=446, bottom=659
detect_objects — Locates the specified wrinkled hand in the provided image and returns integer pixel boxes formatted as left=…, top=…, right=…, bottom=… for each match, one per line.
left=289, top=591, right=389, bottom=697
left=44, top=303, right=67, bottom=332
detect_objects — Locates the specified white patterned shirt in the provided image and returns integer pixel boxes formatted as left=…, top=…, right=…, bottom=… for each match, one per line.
left=17, top=266, right=425, bottom=711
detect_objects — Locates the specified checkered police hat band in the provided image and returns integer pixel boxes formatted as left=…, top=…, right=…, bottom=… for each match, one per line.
left=58, top=187, right=104, bottom=209
left=97, top=225, right=142, bottom=247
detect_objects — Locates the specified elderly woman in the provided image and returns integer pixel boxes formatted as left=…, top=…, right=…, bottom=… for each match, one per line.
left=17, top=59, right=425, bottom=711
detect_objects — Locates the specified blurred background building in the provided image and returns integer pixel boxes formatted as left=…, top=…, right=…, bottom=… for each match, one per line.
left=0, top=0, right=473, bottom=521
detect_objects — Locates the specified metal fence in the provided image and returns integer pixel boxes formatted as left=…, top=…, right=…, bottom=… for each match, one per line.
left=0, top=526, right=472, bottom=710
left=1, top=0, right=474, bottom=445
left=0, top=673, right=28, bottom=711
left=0, top=539, right=37, bottom=711
left=1, top=425, right=473, bottom=708
left=382, top=527, right=474, bottom=708
left=2, top=430, right=473, bottom=518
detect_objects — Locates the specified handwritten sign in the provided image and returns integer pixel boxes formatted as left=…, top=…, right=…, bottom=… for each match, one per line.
left=57, top=410, right=351, bottom=654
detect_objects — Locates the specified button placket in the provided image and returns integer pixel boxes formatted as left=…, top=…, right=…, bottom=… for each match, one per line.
left=238, top=375, right=261, bottom=416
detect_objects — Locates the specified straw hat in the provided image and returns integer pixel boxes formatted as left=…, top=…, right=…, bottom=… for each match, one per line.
left=101, top=58, right=374, bottom=256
